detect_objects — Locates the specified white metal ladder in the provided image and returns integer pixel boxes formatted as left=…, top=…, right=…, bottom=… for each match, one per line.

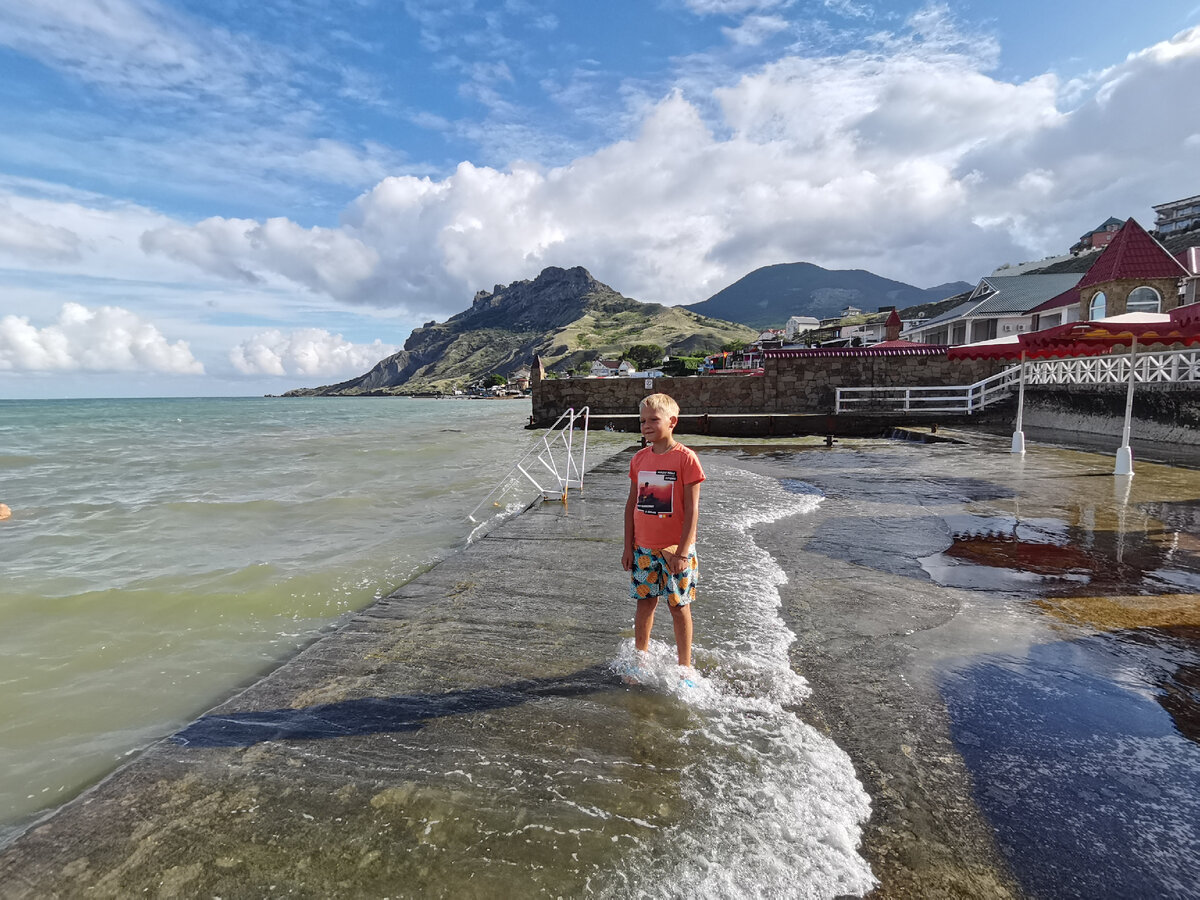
left=467, top=407, right=590, bottom=523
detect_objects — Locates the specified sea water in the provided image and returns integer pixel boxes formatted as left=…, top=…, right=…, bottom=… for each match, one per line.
left=0, top=397, right=623, bottom=845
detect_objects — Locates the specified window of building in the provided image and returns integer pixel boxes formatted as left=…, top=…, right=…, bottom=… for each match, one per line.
left=1126, top=286, right=1161, bottom=314
left=1089, top=291, right=1107, bottom=319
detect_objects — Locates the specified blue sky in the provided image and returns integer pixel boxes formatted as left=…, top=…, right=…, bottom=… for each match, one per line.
left=1, top=0, right=1199, bottom=397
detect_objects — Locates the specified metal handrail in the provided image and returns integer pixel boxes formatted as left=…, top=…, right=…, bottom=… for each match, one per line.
left=835, top=365, right=1022, bottom=414
left=467, top=406, right=589, bottom=523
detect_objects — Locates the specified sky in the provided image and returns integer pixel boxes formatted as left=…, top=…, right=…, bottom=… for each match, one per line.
left=1, top=0, right=1199, bottom=398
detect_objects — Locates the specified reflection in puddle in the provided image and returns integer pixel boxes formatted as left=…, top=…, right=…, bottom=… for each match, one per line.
left=927, top=492, right=1200, bottom=898
left=941, top=628, right=1200, bottom=900
left=922, top=507, right=1200, bottom=598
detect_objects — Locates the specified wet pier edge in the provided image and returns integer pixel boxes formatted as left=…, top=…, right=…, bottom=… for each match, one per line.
left=5, top=431, right=1197, bottom=898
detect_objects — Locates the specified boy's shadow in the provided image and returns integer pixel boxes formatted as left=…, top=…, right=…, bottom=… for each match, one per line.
left=172, top=663, right=618, bottom=748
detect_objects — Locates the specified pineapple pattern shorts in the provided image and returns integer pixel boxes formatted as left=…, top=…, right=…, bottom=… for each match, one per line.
left=629, top=546, right=698, bottom=608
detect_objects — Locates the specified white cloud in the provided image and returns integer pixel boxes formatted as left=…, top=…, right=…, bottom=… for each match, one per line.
left=0, top=0, right=274, bottom=102
left=142, top=216, right=381, bottom=298
left=132, top=13, right=1075, bottom=307
left=722, top=15, right=790, bottom=46
left=229, top=328, right=398, bottom=377
left=682, top=0, right=788, bottom=15
left=0, top=198, right=82, bottom=260
left=0, top=302, right=204, bottom=374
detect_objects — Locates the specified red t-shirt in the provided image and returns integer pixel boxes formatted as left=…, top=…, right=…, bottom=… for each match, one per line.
left=629, top=444, right=705, bottom=550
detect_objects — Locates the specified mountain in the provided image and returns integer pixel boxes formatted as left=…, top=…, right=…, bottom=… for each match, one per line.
left=685, top=262, right=973, bottom=330
left=285, top=266, right=757, bottom=396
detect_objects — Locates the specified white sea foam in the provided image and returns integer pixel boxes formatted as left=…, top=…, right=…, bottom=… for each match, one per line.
left=607, top=463, right=877, bottom=899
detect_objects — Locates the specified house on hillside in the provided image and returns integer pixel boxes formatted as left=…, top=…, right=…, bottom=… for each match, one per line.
left=785, top=315, right=820, bottom=338
left=757, top=329, right=787, bottom=348
left=510, top=365, right=532, bottom=391
left=841, top=307, right=903, bottom=346
left=1154, top=193, right=1200, bottom=236
left=818, top=305, right=862, bottom=328
left=1070, top=217, right=1124, bottom=255
left=589, top=359, right=635, bottom=377
left=902, top=273, right=1083, bottom=346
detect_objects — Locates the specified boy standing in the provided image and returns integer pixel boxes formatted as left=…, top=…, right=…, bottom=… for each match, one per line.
left=622, top=393, right=705, bottom=672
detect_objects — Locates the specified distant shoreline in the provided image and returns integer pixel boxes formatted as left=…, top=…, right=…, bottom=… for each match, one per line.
left=267, top=393, right=532, bottom=400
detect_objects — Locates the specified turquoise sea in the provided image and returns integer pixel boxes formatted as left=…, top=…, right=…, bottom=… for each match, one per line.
left=0, top=396, right=624, bottom=845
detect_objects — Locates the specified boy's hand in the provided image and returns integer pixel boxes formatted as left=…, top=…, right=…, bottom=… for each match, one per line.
left=621, top=547, right=633, bottom=571
left=665, top=548, right=690, bottom=575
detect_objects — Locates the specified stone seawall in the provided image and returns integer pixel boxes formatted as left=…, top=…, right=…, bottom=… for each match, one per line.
left=532, top=354, right=1006, bottom=424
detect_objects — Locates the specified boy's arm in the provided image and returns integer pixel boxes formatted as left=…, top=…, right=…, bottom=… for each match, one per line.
left=622, top=480, right=637, bottom=570
left=668, top=480, right=701, bottom=574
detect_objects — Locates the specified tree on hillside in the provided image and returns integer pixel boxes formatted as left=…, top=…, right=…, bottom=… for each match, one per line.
left=484, top=373, right=506, bottom=387
left=721, top=339, right=746, bottom=352
left=625, top=343, right=665, bottom=370
left=662, top=356, right=702, bottom=376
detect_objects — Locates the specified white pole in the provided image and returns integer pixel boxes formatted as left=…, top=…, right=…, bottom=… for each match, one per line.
left=1011, top=350, right=1027, bottom=454
left=1114, top=336, right=1136, bottom=476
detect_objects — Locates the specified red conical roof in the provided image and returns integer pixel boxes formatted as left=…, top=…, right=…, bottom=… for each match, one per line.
left=1077, top=217, right=1189, bottom=288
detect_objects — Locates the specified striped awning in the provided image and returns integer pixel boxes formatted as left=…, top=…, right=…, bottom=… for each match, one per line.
left=766, top=345, right=947, bottom=359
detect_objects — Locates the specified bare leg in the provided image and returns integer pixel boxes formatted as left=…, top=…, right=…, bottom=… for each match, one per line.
left=669, top=602, right=693, bottom=667
left=635, top=597, right=658, bottom=652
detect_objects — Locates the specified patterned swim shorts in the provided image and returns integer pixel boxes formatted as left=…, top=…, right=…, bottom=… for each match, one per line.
left=629, top=546, right=699, bottom=607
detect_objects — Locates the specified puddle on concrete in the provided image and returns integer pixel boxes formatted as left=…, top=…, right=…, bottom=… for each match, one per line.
left=921, top=503, right=1200, bottom=598
left=925, top=484, right=1200, bottom=898
left=940, top=627, right=1200, bottom=899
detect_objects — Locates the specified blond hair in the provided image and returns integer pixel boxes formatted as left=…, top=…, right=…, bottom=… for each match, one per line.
left=639, top=393, right=680, bottom=417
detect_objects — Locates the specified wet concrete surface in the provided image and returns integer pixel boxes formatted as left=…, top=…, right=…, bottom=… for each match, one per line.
left=4, top=433, right=1200, bottom=898
left=731, top=432, right=1200, bottom=899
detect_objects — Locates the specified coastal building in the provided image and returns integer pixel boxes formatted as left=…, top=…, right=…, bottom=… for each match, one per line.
left=793, top=306, right=901, bottom=348
left=589, top=359, right=635, bottom=377
left=1029, top=217, right=1191, bottom=324
left=1178, top=247, right=1200, bottom=306
left=1153, top=193, right=1200, bottom=236
left=818, top=305, right=862, bottom=327
left=840, top=307, right=902, bottom=347
left=1070, top=217, right=1124, bottom=255
left=902, top=273, right=1083, bottom=346
left=704, top=346, right=764, bottom=371
left=509, top=365, right=532, bottom=391
left=785, top=315, right=820, bottom=338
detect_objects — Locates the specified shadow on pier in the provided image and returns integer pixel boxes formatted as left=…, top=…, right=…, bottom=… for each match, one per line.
left=171, top=663, right=619, bottom=748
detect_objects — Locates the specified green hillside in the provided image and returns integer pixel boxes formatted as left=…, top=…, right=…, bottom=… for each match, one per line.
left=286, top=266, right=755, bottom=395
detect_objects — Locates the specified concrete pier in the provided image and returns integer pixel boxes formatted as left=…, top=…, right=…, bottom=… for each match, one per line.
left=6, top=432, right=1199, bottom=898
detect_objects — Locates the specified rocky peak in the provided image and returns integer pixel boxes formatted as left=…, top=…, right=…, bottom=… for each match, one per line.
left=457, top=266, right=605, bottom=330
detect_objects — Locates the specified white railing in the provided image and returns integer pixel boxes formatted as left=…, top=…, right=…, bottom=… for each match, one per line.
left=835, top=346, right=1200, bottom=415
left=1027, top=347, right=1200, bottom=386
left=467, top=407, right=589, bottom=523
left=835, top=365, right=1022, bottom=414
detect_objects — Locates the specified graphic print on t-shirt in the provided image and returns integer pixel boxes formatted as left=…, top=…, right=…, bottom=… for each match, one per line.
left=636, top=469, right=676, bottom=516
